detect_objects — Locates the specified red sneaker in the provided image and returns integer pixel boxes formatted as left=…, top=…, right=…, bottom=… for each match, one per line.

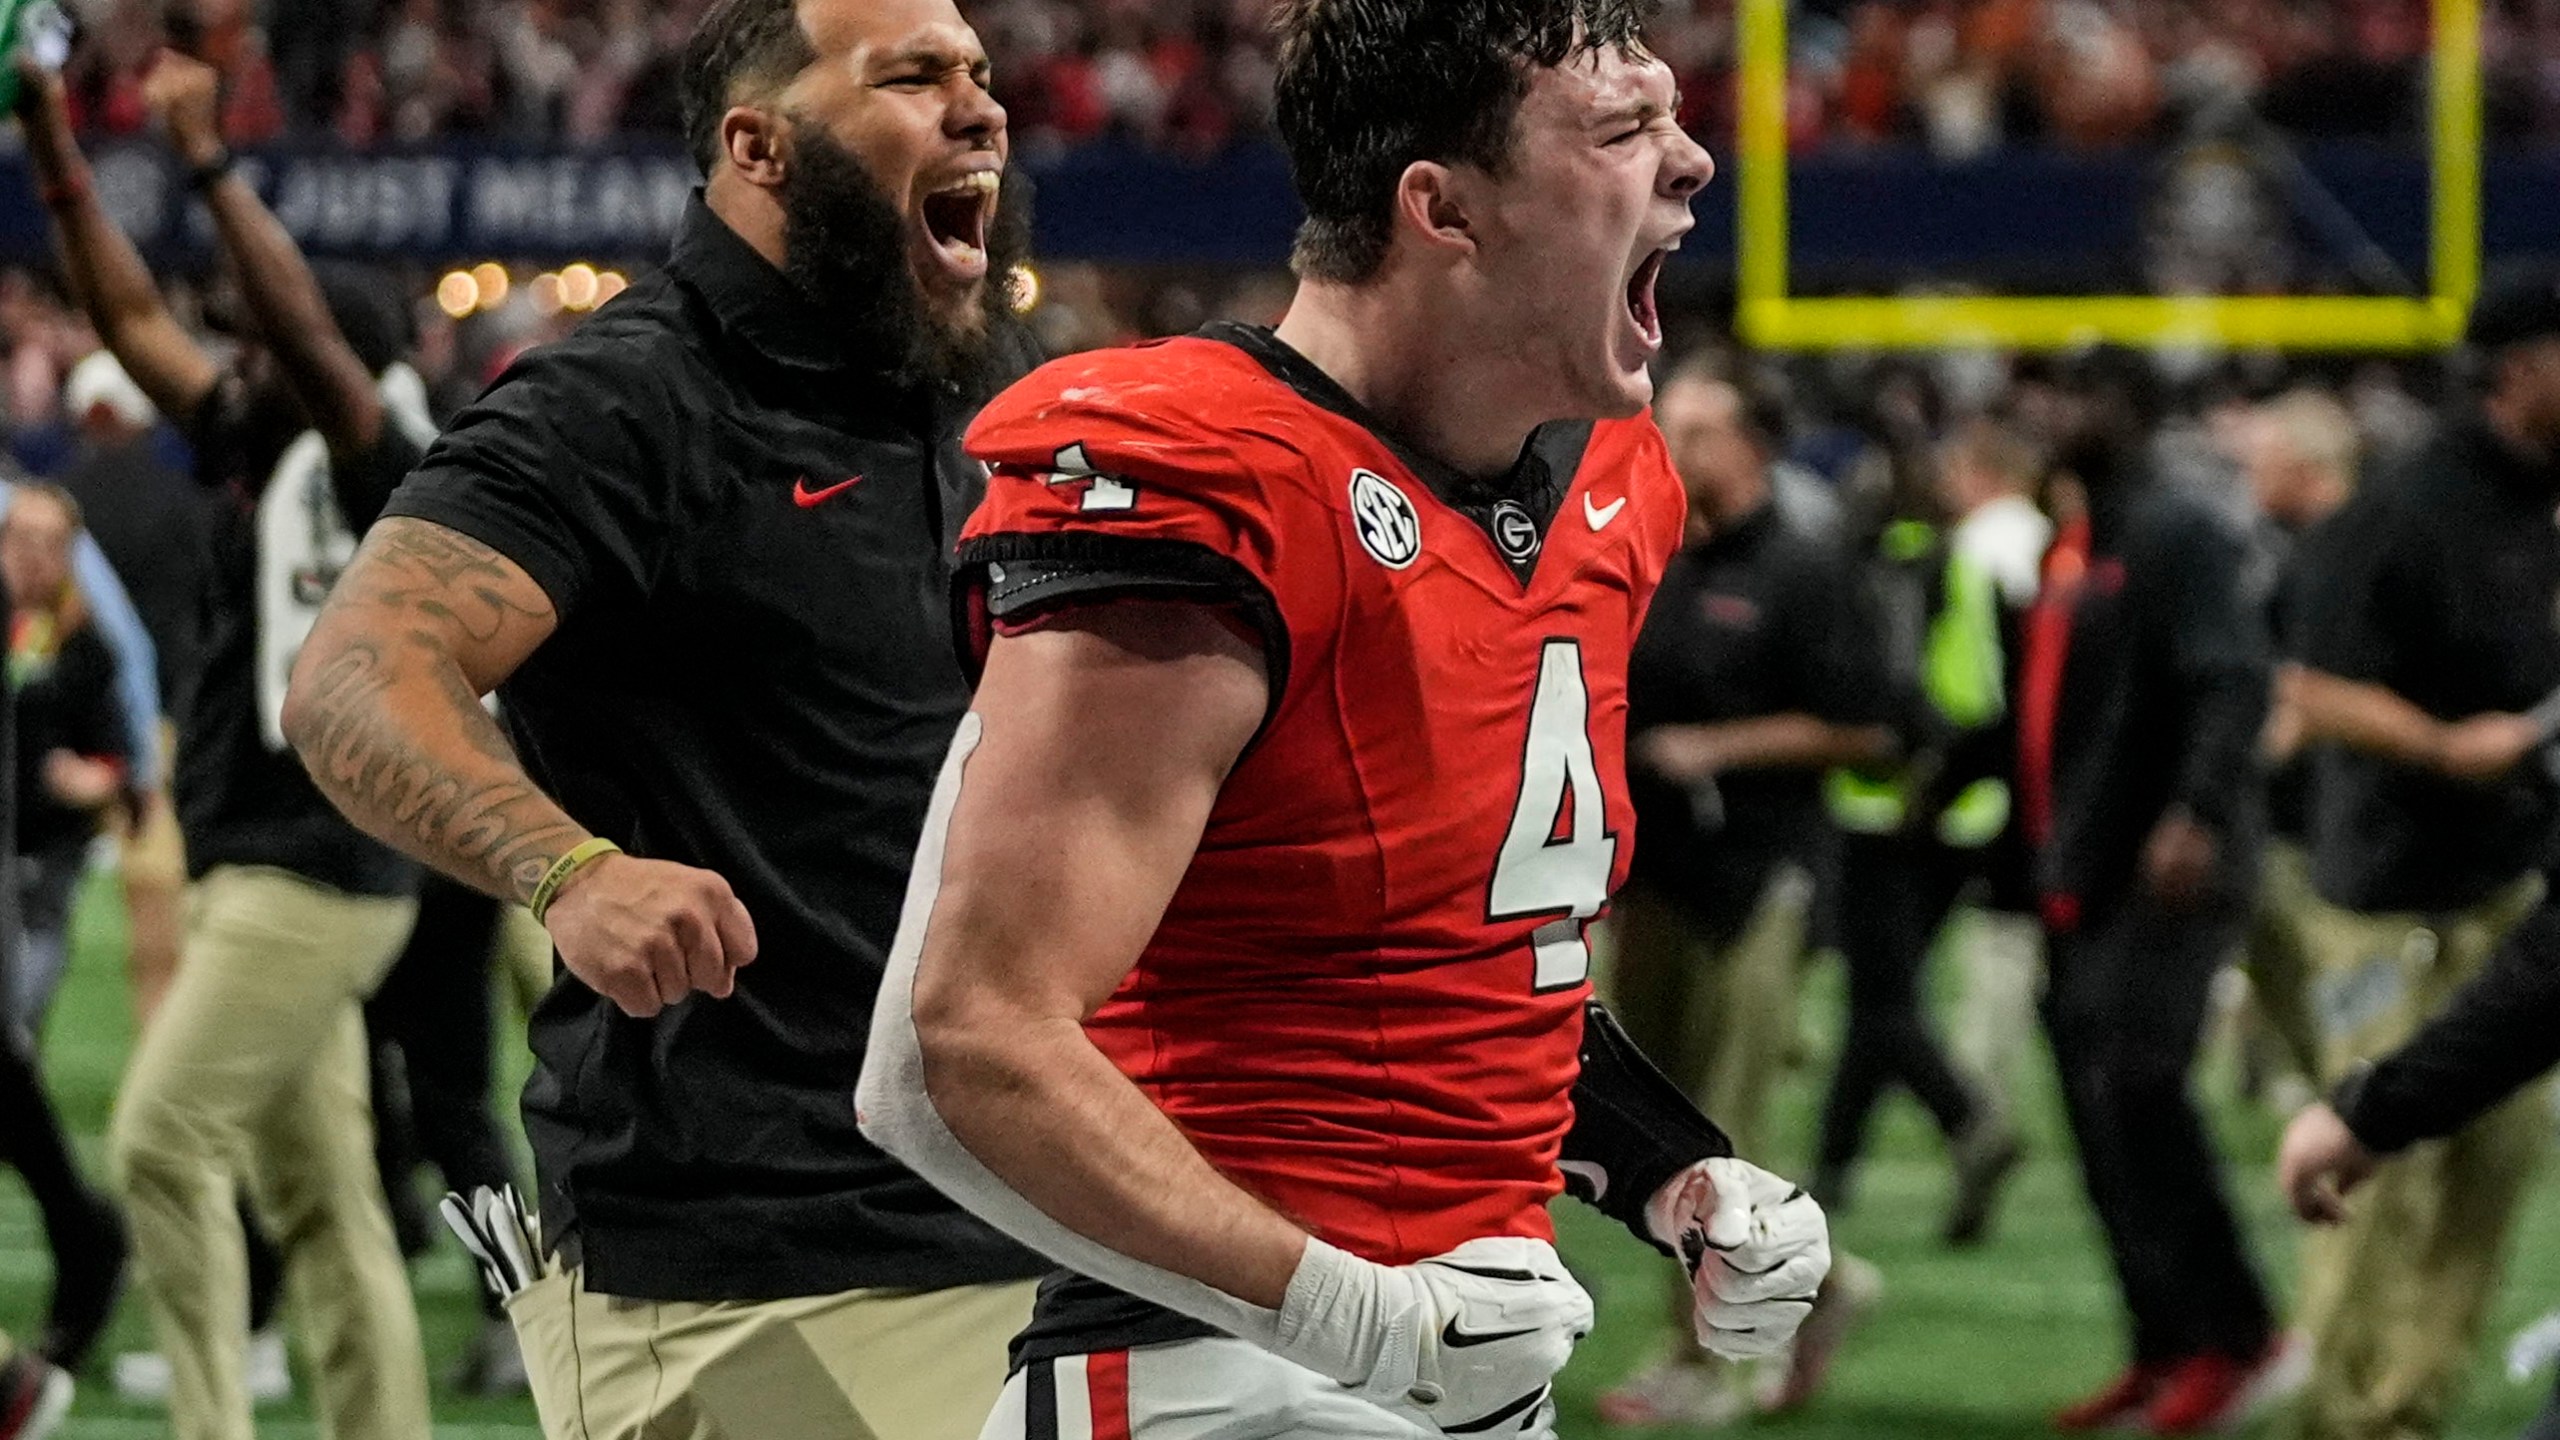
left=2054, top=1363, right=2167, bottom=1432
left=0, top=1351, right=71, bottom=1440
left=2143, top=1336, right=2309, bottom=1435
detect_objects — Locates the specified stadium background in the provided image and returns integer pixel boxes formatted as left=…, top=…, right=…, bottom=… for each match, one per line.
left=7, top=0, right=2560, bottom=1434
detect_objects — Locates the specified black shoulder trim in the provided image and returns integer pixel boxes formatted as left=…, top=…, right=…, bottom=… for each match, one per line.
left=953, top=532, right=1293, bottom=753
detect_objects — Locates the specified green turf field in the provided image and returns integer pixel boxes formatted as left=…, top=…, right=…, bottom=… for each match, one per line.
left=9, top=876, right=2560, bottom=1438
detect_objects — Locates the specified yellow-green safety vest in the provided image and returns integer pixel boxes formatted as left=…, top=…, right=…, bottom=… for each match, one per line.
left=1828, top=520, right=2013, bottom=847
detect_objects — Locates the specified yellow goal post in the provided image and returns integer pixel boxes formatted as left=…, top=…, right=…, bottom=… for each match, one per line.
left=1731, top=0, right=2482, bottom=352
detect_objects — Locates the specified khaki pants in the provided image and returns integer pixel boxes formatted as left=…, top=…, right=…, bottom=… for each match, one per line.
left=2241, top=840, right=2326, bottom=1088
left=1603, top=868, right=1810, bottom=1361
left=2293, top=876, right=2550, bottom=1440
left=511, top=1265, right=1038, bottom=1440
left=1950, top=907, right=2043, bottom=1131
left=107, top=865, right=427, bottom=1440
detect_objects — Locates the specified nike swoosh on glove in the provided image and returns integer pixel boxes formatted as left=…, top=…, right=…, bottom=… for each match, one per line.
left=1648, top=1157, right=1831, bottom=1360
left=1271, top=1235, right=1592, bottom=1436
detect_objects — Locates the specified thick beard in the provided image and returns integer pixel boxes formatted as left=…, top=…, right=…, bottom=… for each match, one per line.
left=778, top=124, right=1030, bottom=403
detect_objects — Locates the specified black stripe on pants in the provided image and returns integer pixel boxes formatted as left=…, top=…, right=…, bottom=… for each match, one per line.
left=1026, top=1359, right=1059, bottom=1440
left=2044, top=895, right=2272, bottom=1364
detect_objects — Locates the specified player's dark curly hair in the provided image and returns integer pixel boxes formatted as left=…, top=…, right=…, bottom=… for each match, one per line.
left=1273, top=0, right=1660, bottom=285
left=679, top=0, right=820, bottom=178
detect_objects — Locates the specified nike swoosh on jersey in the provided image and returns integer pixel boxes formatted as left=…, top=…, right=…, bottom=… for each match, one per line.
left=1584, top=494, right=1628, bottom=530
left=794, top=475, right=864, bottom=508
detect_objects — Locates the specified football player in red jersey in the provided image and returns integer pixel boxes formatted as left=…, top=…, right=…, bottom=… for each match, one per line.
left=859, top=2, right=1830, bottom=1436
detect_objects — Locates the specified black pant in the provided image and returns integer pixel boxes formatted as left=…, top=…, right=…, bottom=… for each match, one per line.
left=0, top=1021, right=99, bottom=1257
left=2044, top=894, right=2272, bottom=1365
left=364, top=876, right=519, bottom=1310
left=1814, top=830, right=1980, bottom=1202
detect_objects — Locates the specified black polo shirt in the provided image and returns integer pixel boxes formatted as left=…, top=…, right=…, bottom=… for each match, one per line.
left=2297, top=417, right=2560, bottom=914
left=384, top=197, right=1045, bottom=1301
left=1627, top=502, right=1884, bottom=934
left=178, top=376, right=419, bottom=895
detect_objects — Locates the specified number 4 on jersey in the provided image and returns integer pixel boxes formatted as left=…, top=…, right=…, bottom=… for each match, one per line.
left=1489, top=640, right=1618, bottom=992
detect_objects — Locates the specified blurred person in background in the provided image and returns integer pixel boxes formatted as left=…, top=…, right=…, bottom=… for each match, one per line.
left=41, top=347, right=287, bottom=1414
left=37, top=353, right=185, bottom=1027
left=17, top=48, right=434, bottom=1440
left=1602, top=360, right=1894, bottom=1429
left=1931, top=414, right=2051, bottom=1154
left=132, top=47, right=541, bottom=1397
left=4, top=484, right=130, bottom=1033
left=2278, top=277, right=2560, bottom=1440
left=1811, top=416, right=2031, bottom=1247
left=2026, top=351, right=2290, bottom=1435
left=2237, top=387, right=2360, bottom=1108
left=2278, top=900, right=2560, bottom=1440
left=0, top=480, right=132, bottom=1404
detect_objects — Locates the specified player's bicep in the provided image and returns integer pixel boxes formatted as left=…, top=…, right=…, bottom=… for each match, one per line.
left=915, top=600, right=1268, bottom=1027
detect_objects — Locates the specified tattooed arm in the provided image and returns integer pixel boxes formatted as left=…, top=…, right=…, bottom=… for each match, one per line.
left=285, top=517, right=758, bottom=1018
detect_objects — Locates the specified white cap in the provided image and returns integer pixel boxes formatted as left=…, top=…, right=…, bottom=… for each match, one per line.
left=63, top=350, right=156, bottom=431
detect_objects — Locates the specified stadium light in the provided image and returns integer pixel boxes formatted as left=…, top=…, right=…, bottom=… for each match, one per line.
left=597, top=270, right=629, bottom=304
left=559, top=263, right=601, bottom=312
left=530, top=272, right=563, bottom=316
left=1732, top=0, right=2483, bottom=352
left=436, top=270, right=479, bottom=320
left=1009, top=263, right=1041, bottom=315
left=471, top=262, right=511, bottom=312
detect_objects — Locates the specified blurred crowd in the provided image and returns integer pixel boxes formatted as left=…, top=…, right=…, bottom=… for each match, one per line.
left=38, top=0, right=2560, bottom=158
left=0, top=249, right=2448, bottom=495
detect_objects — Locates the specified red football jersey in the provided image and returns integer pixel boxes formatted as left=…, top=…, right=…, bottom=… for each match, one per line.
left=961, top=325, right=1684, bottom=1265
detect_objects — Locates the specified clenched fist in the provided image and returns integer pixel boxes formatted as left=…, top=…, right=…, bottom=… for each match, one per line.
left=1649, top=1157, right=1831, bottom=1359
left=140, top=49, right=224, bottom=169
left=542, top=852, right=758, bottom=1018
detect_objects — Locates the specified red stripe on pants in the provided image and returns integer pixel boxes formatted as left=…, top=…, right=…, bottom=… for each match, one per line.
left=1088, top=1350, right=1132, bottom=1440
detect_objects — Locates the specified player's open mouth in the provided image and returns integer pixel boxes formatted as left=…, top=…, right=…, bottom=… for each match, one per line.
left=1627, top=249, right=1668, bottom=349
left=918, top=171, right=999, bottom=284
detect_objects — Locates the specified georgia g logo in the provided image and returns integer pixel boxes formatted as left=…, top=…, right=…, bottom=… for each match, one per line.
left=1350, top=468, right=1421, bottom=570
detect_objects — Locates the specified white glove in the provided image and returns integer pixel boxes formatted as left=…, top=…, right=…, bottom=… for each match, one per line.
left=1647, top=1157, right=1830, bottom=1359
left=1271, top=1235, right=1592, bottom=1435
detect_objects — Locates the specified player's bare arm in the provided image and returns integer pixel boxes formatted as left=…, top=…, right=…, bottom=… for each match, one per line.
left=13, top=58, right=220, bottom=423
left=1639, top=714, right=1895, bottom=785
left=864, top=597, right=1597, bottom=1430
left=284, top=517, right=757, bottom=1017
left=2280, top=664, right=2539, bottom=783
left=896, top=599, right=1306, bottom=1303
left=143, top=50, right=385, bottom=461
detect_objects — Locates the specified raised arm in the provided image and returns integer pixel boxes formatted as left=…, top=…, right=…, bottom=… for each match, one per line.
left=12, top=59, right=220, bottom=423
left=283, top=516, right=754, bottom=1016
left=141, top=51, right=385, bottom=463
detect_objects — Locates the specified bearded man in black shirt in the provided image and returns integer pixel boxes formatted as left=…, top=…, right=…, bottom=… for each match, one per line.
left=283, top=0, right=1048, bottom=1436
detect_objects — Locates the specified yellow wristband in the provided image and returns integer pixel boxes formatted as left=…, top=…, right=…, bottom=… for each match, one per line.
left=530, top=838, right=622, bottom=924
